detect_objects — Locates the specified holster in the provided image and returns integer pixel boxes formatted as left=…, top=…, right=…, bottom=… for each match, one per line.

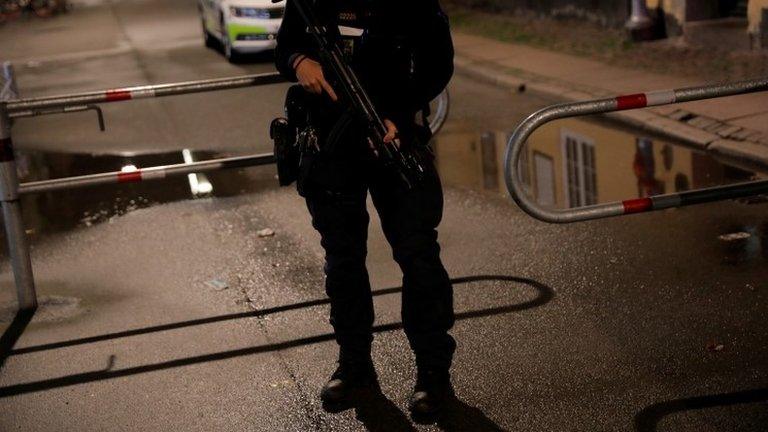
left=271, top=85, right=316, bottom=187
left=270, top=117, right=298, bottom=187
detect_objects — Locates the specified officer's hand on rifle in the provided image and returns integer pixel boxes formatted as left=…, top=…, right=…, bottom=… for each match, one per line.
left=294, top=55, right=338, bottom=102
left=383, top=119, right=398, bottom=145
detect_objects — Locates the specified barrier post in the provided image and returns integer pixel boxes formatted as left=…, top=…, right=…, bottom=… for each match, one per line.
left=1, top=62, right=20, bottom=101
left=0, top=96, right=37, bottom=312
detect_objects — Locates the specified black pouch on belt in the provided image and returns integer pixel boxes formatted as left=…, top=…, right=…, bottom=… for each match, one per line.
left=270, top=117, right=297, bottom=186
left=271, top=85, right=314, bottom=187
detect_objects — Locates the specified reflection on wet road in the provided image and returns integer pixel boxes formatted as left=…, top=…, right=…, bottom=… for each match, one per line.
left=2, top=2, right=768, bottom=430
left=434, top=113, right=765, bottom=209
left=434, top=76, right=768, bottom=266
left=11, top=149, right=273, bottom=237
left=7, top=73, right=768, bottom=270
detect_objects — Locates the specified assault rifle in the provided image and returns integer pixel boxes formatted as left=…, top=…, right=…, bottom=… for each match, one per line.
left=273, top=0, right=425, bottom=189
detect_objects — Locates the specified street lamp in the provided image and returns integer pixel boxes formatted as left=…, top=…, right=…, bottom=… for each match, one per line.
left=625, top=0, right=655, bottom=41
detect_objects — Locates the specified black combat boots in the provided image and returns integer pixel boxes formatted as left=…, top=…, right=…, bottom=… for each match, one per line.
left=408, top=368, right=453, bottom=422
left=320, top=352, right=378, bottom=410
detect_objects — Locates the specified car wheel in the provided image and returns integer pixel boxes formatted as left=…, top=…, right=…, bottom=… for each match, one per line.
left=220, top=17, right=240, bottom=63
left=223, top=34, right=241, bottom=63
left=202, top=20, right=215, bottom=49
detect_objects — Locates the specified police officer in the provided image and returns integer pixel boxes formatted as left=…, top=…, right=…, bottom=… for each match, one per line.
left=275, top=0, right=455, bottom=418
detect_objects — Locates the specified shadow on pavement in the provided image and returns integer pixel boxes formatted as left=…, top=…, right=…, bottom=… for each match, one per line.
left=0, top=275, right=553, bottom=399
left=0, top=309, right=35, bottom=370
left=333, top=386, right=510, bottom=432
left=436, top=396, right=509, bottom=432
left=634, top=388, right=768, bottom=431
left=352, top=385, right=418, bottom=432
left=328, top=380, right=509, bottom=432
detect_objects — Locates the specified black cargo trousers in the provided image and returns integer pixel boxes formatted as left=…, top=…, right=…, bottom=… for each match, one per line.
left=300, top=132, right=456, bottom=373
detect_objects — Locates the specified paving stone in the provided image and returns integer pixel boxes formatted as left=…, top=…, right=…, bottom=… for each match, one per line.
left=687, top=116, right=719, bottom=129
left=716, top=125, right=744, bottom=138
left=667, top=110, right=693, bottom=121
left=649, top=105, right=679, bottom=116
left=744, top=132, right=765, bottom=141
left=730, top=128, right=758, bottom=140
left=703, top=122, right=729, bottom=133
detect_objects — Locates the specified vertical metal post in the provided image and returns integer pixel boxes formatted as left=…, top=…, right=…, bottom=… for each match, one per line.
left=0, top=81, right=37, bottom=311
left=626, top=0, right=655, bottom=41
left=1, top=62, right=20, bottom=102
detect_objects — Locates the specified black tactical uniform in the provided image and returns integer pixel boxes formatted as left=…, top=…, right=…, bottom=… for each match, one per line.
left=275, top=0, right=455, bottom=415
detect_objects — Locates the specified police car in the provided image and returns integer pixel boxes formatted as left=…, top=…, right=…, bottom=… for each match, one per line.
left=198, top=0, right=284, bottom=62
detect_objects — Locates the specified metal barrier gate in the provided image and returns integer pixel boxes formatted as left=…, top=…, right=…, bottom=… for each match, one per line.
left=0, top=65, right=450, bottom=312
left=504, top=77, right=768, bottom=224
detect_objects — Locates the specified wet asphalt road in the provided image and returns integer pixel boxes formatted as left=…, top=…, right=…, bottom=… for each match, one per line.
left=1, top=1, right=767, bottom=431
left=6, top=0, right=288, bottom=155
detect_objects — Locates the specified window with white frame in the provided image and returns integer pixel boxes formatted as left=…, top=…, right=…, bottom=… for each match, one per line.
left=561, top=129, right=597, bottom=208
left=533, top=152, right=556, bottom=207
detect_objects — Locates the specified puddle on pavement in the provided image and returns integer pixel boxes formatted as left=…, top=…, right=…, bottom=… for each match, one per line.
left=5, top=149, right=275, bottom=238
left=1, top=105, right=766, bottom=264
left=433, top=115, right=766, bottom=208
left=433, top=114, right=768, bottom=264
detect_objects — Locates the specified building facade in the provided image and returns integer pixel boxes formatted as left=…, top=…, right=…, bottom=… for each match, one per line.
left=432, top=118, right=760, bottom=212
left=453, top=0, right=767, bottom=49
left=647, top=0, right=767, bottom=48
left=451, top=0, right=630, bottom=27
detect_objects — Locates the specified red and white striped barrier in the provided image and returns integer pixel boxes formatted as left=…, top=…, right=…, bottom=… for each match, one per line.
left=104, top=86, right=157, bottom=102
left=505, top=77, right=768, bottom=223
left=615, top=90, right=676, bottom=110
left=6, top=72, right=286, bottom=112
left=18, top=154, right=276, bottom=195
left=0, top=71, right=291, bottom=314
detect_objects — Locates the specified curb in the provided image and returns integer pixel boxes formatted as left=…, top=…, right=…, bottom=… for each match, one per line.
left=453, top=54, right=768, bottom=172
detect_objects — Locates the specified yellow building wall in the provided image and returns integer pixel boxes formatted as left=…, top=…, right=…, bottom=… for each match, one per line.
left=523, top=123, right=565, bottom=206
left=526, top=119, right=644, bottom=206
left=749, top=0, right=767, bottom=33
left=434, top=118, right=700, bottom=210
left=647, top=0, right=766, bottom=34
left=645, top=0, right=686, bottom=24
left=433, top=124, right=483, bottom=191
left=515, top=118, right=695, bottom=208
